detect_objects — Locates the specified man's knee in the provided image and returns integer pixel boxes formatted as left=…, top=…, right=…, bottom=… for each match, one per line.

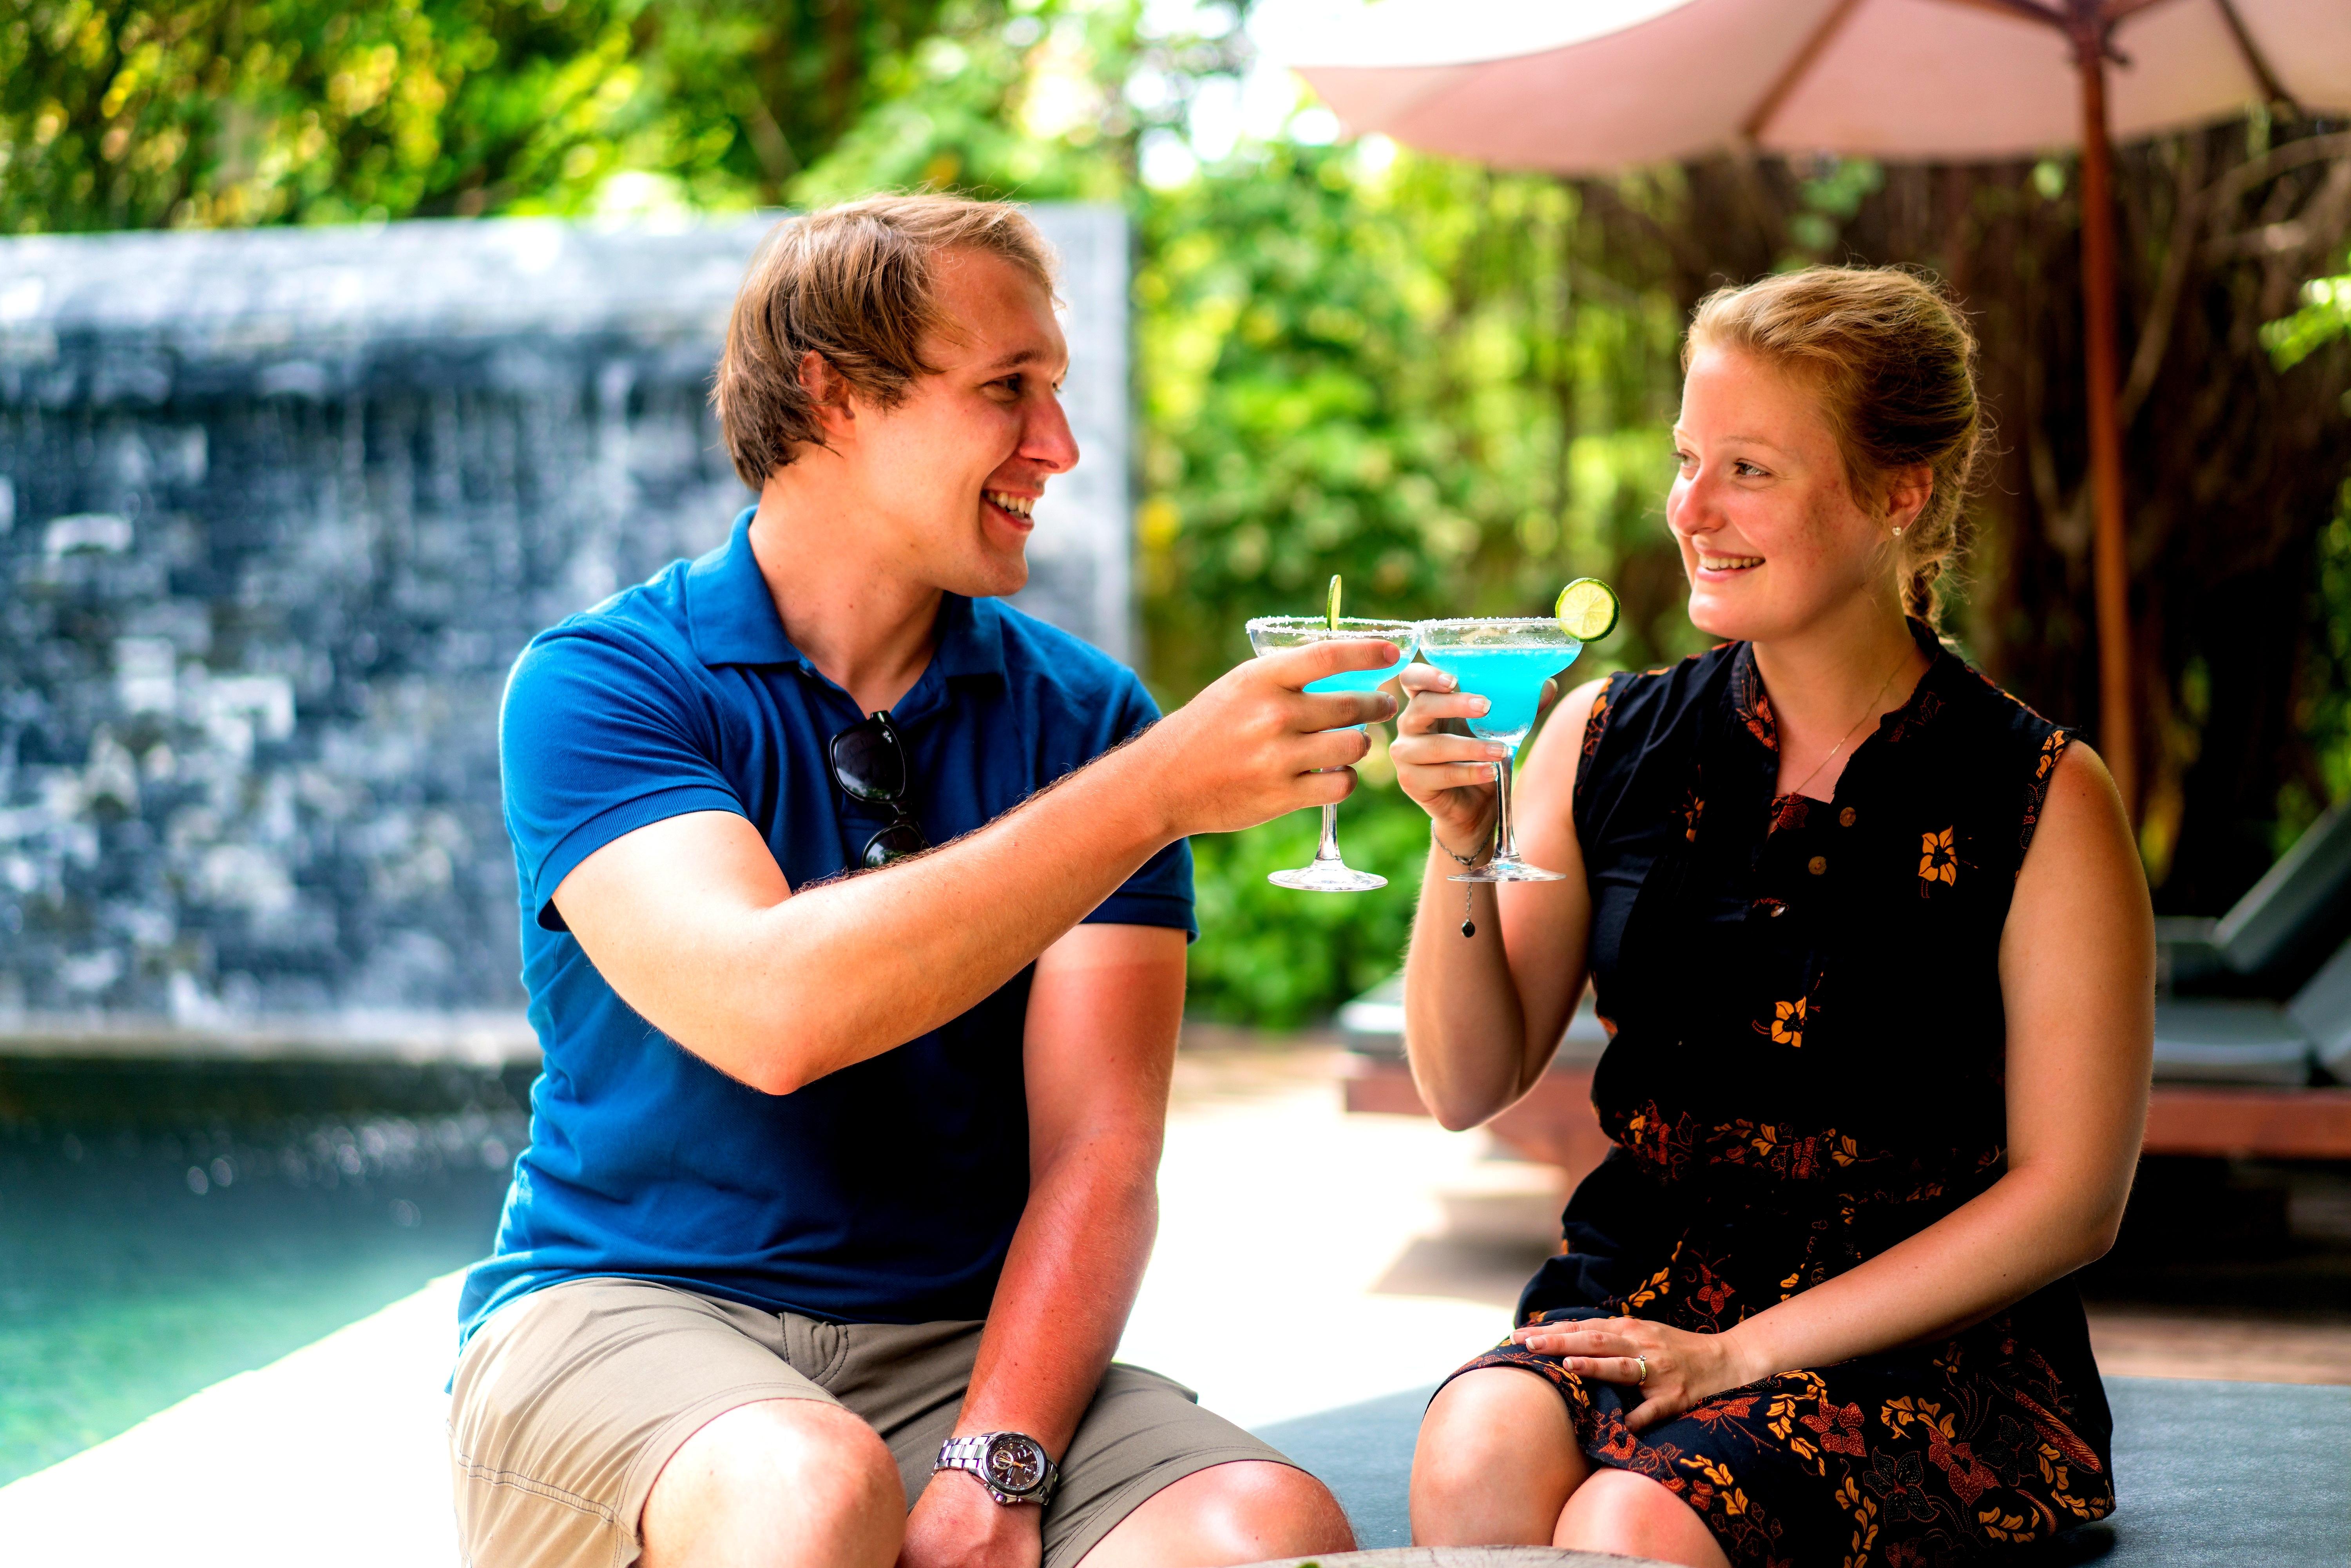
left=1087, top=1459, right=1352, bottom=1565
left=1183, top=1461, right=1353, bottom=1555
left=642, top=1398, right=901, bottom=1568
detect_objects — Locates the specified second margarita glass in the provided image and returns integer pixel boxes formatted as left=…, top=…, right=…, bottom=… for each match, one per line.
left=1416, top=617, right=1583, bottom=882
left=1245, top=616, right=1420, bottom=891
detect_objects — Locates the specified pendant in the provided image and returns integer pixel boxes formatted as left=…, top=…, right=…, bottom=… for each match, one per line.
left=1461, top=918, right=1476, bottom=938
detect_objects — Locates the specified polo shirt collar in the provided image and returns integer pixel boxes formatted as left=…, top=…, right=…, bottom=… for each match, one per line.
left=685, top=506, right=1009, bottom=688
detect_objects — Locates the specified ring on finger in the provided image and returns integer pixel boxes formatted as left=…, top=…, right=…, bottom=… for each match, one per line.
left=1634, top=1354, right=1648, bottom=1385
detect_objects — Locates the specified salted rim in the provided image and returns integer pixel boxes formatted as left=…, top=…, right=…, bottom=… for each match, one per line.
left=1416, top=616, right=1580, bottom=636
left=1244, top=616, right=1420, bottom=632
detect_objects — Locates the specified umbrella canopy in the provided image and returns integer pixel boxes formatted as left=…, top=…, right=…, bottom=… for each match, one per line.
left=1260, top=0, right=2351, bottom=170
left=1261, top=0, right=2351, bottom=817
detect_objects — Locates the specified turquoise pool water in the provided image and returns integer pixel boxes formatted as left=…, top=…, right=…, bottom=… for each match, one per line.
left=0, top=1079, right=523, bottom=1486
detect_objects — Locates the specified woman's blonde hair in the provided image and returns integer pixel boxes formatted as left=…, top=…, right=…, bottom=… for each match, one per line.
left=1684, top=265, right=1982, bottom=627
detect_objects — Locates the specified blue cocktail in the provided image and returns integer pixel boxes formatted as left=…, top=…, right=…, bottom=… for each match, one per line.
left=1246, top=616, right=1420, bottom=892
left=1417, top=617, right=1583, bottom=882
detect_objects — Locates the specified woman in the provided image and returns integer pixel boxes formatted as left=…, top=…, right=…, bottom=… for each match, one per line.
left=1391, top=266, right=2152, bottom=1568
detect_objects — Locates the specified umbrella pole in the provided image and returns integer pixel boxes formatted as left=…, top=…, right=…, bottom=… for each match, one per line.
left=2074, top=24, right=2139, bottom=824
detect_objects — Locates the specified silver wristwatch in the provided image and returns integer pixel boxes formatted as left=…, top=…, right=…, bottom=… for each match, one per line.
left=934, top=1431, right=1058, bottom=1506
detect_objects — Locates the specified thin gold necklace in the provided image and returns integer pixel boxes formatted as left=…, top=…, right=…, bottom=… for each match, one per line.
left=1784, top=653, right=1911, bottom=800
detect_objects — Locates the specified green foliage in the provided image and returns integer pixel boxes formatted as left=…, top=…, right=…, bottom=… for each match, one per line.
left=1135, top=141, right=1692, bottom=699
left=1185, top=790, right=1429, bottom=1027
left=0, top=0, right=947, bottom=231
left=2263, top=258, right=2351, bottom=373
left=616, top=0, right=955, bottom=208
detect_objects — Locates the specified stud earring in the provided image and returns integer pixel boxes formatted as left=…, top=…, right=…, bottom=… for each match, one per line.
left=1892, top=526, right=1905, bottom=537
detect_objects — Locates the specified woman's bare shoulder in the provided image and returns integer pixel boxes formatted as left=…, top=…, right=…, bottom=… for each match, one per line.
left=2014, top=739, right=2149, bottom=938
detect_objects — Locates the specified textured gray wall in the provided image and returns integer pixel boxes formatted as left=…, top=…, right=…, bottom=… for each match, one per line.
left=0, top=209, right=1131, bottom=1036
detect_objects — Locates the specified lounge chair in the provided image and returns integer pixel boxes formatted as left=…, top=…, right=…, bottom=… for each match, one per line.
left=2157, top=802, right=2351, bottom=999
left=2153, top=935, right=2351, bottom=1085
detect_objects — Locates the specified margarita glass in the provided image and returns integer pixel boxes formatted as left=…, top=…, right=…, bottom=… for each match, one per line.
left=1245, top=616, right=1420, bottom=892
left=1416, top=617, right=1583, bottom=882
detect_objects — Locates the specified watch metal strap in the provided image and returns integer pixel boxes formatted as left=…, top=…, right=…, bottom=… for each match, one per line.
left=933, top=1432, right=1057, bottom=1506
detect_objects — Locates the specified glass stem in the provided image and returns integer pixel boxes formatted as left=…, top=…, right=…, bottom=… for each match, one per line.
left=1313, top=803, right=1345, bottom=864
left=1491, top=755, right=1520, bottom=865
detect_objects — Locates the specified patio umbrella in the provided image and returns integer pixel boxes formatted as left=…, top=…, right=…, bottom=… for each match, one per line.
left=1259, top=0, right=2351, bottom=817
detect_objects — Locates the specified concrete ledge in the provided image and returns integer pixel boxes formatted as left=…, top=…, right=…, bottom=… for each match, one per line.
left=0, top=1010, right=538, bottom=1067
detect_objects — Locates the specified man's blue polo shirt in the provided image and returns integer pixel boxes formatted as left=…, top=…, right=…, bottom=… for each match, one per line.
left=456, top=509, right=1194, bottom=1342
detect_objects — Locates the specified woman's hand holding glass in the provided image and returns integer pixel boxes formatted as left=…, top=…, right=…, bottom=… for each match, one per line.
left=1391, top=665, right=1559, bottom=859
left=1510, top=1315, right=1768, bottom=1436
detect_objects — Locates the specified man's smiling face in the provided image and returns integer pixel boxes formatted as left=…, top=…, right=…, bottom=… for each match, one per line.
left=830, top=247, right=1078, bottom=600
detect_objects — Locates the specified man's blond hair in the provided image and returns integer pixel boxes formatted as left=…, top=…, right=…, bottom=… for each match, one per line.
left=712, top=194, right=1060, bottom=488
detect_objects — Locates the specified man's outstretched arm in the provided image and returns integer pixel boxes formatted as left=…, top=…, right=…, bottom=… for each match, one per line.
left=899, top=920, right=1183, bottom=1567
left=551, top=639, right=1395, bottom=1095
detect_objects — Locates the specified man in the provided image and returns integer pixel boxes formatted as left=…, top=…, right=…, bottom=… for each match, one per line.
left=447, top=194, right=1390, bottom=1568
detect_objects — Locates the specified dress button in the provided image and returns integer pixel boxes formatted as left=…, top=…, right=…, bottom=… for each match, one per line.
left=1839, top=806, right=1857, bottom=828
left=1807, top=855, right=1828, bottom=876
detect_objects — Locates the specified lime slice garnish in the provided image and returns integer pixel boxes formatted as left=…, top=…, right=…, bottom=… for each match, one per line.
left=1555, top=577, right=1620, bottom=642
left=1326, top=574, right=1342, bottom=632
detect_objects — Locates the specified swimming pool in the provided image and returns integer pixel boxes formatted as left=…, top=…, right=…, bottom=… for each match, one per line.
left=0, top=1062, right=526, bottom=1486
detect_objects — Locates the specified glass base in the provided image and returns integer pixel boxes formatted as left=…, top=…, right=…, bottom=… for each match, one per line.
left=1269, top=860, right=1387, bottom=893
left=1448, top=855, right=1567, bottom=884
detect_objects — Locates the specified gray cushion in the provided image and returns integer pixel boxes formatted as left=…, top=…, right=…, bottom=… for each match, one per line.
left=2284, top=938, right=2351, bottom=1080
left=2150, top=999, right=2315, bottom=1085
left=1253, top=1377, right=2351, bottom=1565
left=2211, top=802, right=2351, bottom=980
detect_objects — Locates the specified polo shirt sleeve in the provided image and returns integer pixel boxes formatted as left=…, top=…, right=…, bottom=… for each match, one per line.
left=1083, top=672, right=1198, bottom=940
left=501, top=628, right=746, bottom=932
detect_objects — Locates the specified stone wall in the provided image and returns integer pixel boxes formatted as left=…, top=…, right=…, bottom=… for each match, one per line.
left=0, top=209, right=1131, bottom=1036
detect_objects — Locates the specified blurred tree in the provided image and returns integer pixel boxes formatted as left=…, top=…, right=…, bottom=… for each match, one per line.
left=0, top=0, right=949, bottom=231
left=14, top=0, right=2346, bottom=1009
left=1133, top=142, right=1697, bottom=701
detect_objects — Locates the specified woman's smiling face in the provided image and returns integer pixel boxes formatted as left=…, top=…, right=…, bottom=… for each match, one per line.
left=1667, top=344, right=1912, bottom=645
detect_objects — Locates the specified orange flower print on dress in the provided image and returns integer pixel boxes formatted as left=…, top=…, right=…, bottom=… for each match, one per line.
left=1753, top=996, right=1807, bottom=1048
left=1919, top=827, right=1959, bottom=895
left=1802, top=1400, right=1869, bottom=1458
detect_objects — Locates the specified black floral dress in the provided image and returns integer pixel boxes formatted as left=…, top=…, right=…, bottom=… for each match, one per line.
left=1450, top=625, right=2113, bottom=1568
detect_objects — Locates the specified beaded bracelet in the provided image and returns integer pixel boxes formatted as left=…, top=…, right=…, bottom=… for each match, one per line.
left=1435, top=834, right=1490, bottom=937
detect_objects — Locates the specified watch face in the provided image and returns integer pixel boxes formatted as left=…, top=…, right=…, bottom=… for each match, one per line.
left=983, top=1435, right=1046, bottom=1495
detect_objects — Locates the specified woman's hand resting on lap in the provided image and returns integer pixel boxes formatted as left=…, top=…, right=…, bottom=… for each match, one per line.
left=1391, top=665, right=1557, bottom=853
left=1511, top=1316, right=1767, bottom=1435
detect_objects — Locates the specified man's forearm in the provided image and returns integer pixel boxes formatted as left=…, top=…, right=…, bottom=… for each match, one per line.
left=713, top=741, right=1173, bottom=1091
left=556, top=641, right=1395, bottom=1096
left=952, top=1133, right=1159, bottom=1455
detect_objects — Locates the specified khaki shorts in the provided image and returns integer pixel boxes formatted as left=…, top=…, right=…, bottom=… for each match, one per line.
left=447, top=1277, right=1292, bottom=1568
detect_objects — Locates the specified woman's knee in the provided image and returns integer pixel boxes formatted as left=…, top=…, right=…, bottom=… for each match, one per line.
left=1554, top=1467, right=1728, bottom=1568
left=1411, top=1369, right=1584, bottom=1545
left=1415, top=1368, right=1577, bottom=1488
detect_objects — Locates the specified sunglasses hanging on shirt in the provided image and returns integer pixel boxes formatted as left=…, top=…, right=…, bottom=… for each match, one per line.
left=827, top=711, right=932, bottom=869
